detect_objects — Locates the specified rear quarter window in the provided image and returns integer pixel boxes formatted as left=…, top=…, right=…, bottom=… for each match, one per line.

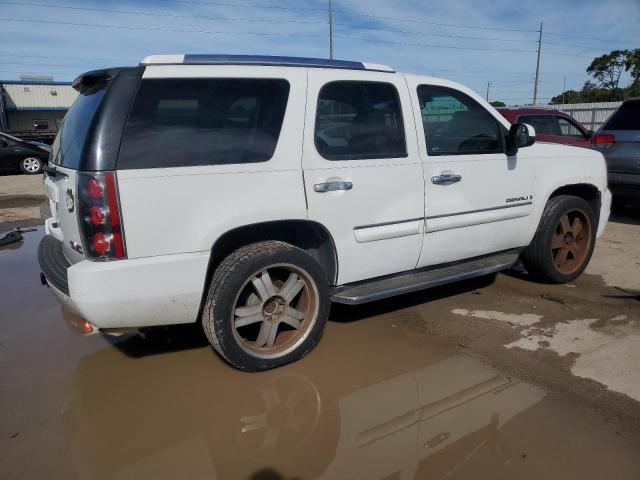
left=117, top=78, right=290, bottom=169
left=602, top=101, right=640, bottom=130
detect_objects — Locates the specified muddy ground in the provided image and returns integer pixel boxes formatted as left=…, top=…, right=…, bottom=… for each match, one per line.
left=1, top=174, right=640, bottom=479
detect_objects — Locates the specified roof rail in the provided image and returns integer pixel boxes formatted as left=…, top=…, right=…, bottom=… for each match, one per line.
left=140, top=54, right=394, bottom=72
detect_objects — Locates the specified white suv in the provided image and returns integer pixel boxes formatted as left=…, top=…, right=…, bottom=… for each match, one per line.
left=39, top=54, right=611, bottom=370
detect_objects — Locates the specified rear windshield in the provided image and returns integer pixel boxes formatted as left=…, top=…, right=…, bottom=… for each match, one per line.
left=51, top=88, right=107, bottom=168
left=603, top=101, right=640, bottom=131
left=117, top=78, right=290, bottom=169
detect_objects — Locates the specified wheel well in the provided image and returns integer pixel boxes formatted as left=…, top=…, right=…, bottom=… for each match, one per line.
left=204, top=220, right=338, bottom=291
left=549, top=184, right=601, bottom=222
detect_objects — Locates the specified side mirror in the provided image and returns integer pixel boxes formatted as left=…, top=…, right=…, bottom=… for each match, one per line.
left=506, top=122, right=535, bottom=156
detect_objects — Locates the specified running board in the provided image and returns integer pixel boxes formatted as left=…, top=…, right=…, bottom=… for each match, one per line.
left=331, top=249, right=521, bottom=305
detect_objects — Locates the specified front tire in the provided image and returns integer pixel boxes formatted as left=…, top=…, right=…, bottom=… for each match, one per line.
left=202, top=241, right=330, bottom=371
left=521, top=195, right=596, bottom=283
left=20, top=157, right=43, bottom=174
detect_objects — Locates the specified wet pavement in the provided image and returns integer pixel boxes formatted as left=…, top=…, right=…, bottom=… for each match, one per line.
left=2, top=227, right=640, bottom=479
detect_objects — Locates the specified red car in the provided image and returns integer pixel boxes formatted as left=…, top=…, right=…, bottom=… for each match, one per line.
left=497, top=108, right=593, bottom=148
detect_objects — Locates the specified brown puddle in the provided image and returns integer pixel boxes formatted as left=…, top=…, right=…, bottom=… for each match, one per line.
left=2, top=228, right=640, bottom=479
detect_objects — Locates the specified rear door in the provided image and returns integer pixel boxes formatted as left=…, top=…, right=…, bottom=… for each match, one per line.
left=302, top=69, right=425, bottom=285
left=517, top=114, right=564, bottom=144
left=406, top=79, right=535, bottom=267
left=555, top=115, right=591, bottom=148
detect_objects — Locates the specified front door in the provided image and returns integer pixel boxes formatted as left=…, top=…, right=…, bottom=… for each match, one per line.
left=302, top=69, right=425, bottom=285
left=406, top=81, right=535, bottom=268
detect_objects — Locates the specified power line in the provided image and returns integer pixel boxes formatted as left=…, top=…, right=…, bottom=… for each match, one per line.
left=0, top=17, right=325, bottom=37
left=0, top=53, right=122, bottom=62
left=0, top=1, right=327, bottom=26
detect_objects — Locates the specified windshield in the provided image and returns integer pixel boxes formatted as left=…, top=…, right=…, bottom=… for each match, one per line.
left=602, top=100, right=640, bottom=131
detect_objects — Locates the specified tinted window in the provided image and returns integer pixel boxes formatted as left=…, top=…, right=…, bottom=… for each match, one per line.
left=557, top=117, right=584, bottom=137
left=603, top=101, right=640, bottom=130
left=51, top=88, right=107, bottom=167
left=118, top=78, right=290, bottom=169
left=418, top=85, right=502, bottom=156
left=315, top=81, right=406, bottom=160
left=517, top=115, right=558, bottom=135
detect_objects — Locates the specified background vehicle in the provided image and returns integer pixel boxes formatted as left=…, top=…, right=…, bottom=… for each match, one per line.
left=592, top=98, right=640, bottom=203
left=38, top=55, right=611, bottom=371
left=0, top=131, right=50, bottom=174
left=497, top=108, right=592, bottom=148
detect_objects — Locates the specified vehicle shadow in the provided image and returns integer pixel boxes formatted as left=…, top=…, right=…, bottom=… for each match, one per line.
left=109, top=274, right=498, bottom=358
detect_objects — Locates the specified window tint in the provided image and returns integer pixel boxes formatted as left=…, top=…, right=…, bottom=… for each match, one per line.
left=52, top=88, right=107, bottom=167
left=418, top=85, right=502, bottom=156
left=603, top=101, right=640, bottom=130
left=557, top=117, right=584, bottom=137
left=118, top=78, right=290, bottom=169
left=315, top=81, right=406, bottom=160
left=517, top=115, right=558, bottom=135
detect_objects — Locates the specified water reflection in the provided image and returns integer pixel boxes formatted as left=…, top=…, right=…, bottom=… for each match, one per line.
left=67, top=327, right=548, bottom=480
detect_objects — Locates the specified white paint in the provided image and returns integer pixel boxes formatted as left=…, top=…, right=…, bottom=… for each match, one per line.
left=452, top=309, right=542, bottom=327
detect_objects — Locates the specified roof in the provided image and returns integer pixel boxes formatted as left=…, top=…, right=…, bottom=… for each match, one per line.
left=1, top=79, right=72, bottom=86
left=1, top=82, right=78, bottom=110
left=140, top=54, right=394, bottom=72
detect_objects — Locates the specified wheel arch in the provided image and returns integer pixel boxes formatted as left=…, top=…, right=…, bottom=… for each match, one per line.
left=198, top=220, right=338, bottom=316
left=547, top=183, right=601, bottom=224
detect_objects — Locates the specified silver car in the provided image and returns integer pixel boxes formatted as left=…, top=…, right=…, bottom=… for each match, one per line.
left=593, top=98, right=640, bottom=204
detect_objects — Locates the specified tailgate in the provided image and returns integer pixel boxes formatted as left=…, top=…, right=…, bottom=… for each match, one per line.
left=44, top=166, right=85, bottom=264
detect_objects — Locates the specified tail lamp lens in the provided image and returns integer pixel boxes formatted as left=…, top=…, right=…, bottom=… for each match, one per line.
left=592, top=133, right=615, bottom=146
left=78, top=172, right=126, bottom=260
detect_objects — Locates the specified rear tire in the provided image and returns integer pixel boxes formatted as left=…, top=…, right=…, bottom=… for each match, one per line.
left=521, top=195, right=596, bottom=283
left=202, top=241, right=330, bottom=371
left=20, top=157, right=43, bottom=175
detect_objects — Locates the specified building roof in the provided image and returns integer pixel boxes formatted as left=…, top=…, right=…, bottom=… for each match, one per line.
left=1, top=81, right=77, bottom=110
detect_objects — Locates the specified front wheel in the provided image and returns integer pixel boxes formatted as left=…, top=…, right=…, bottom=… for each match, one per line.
left=202, top=241, right=330, bottom=371
left=20, top=157, right=43, bottom=174
left=521, top=195, right=596, bottom=283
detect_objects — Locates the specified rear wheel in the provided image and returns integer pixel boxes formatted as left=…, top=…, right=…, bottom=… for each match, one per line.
left=521, top=195, right=596, bottom=283
left=202, top=241, right=330, bottom=371
left=20, top=157, right=43, bottom=174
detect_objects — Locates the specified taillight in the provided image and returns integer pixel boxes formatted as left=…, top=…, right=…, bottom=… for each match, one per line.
left=78, top=172, right=126, bottom=260
left=592, top=133, right=615, bottom=147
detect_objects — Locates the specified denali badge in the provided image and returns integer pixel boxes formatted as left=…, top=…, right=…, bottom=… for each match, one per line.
left=506, top=195, right=533, bottom=203
left=65, top=188, right=75, bottom=213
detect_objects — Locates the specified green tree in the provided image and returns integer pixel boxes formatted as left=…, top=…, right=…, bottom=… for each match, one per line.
left=586, top=50, right=627, bottom=98
left=490, top=100, right=506, bottom=107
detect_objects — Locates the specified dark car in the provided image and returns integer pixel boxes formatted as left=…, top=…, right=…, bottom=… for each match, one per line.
left=592, top=98, right=640, bottom=203
left=0, top=131, right=51, bottom=174
left=497, top=107, right=592, bottom=148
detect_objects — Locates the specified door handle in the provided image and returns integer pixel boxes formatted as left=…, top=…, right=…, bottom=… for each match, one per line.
left=431, top=174, right=462, bottom=186
left=313, top=181, right=353, bottom=193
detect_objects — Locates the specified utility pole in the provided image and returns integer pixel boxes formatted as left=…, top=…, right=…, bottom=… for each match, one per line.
left=328, top=0, right=334, bottom=60
left=562, top=76, right=566, bottom=104
left=486, top=82, right=491, bottom=102
left=533, top=22, right=543, bottom=105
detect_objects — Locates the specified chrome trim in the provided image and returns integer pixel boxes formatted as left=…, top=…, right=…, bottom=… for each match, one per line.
left=313, top=181, right=353, bottom=193
left=426, top=201, right=533, bottom=220
left=431, top=174, right=462, bottom=185
left=354, top=217, right=423, bottom=230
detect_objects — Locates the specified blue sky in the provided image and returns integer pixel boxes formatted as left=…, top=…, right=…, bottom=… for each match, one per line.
left=0, top=0, right=638, bottom=105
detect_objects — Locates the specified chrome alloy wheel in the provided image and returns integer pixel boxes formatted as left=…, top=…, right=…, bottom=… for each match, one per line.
left=22, top=157, right=41, bottom=173
left=232, top=263, right=320, bottom=360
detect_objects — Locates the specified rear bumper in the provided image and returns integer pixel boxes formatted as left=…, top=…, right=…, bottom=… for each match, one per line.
left=38, top=235, right=210, bottom=329
left=608, top=172, right=640, bottom=197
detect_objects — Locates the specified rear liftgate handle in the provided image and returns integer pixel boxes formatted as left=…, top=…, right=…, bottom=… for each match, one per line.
left=313, top=181, right=353, bottom=193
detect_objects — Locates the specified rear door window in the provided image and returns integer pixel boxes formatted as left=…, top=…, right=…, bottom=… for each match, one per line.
left=557, top=117, right=585, bottom=137
left=314, top=81, right=407, bottom=160
left=517, top=115, right=559, bottom=135
left=118, top=78, right=290, bottom=169
left=602, top=101, right=640, bottom=130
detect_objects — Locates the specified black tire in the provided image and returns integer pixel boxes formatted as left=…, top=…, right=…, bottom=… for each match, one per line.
left=202, top=241, right=330, bottom=371
left=19, top=156, right=43, bottom=175
left=521, top=195, right=597, bottom=284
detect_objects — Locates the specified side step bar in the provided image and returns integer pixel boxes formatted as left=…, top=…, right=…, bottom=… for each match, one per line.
left=331, top=249, right=521, bottom=305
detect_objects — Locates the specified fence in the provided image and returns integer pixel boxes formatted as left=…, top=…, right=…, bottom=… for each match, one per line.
left=515, top=101, right=622, bottom=132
